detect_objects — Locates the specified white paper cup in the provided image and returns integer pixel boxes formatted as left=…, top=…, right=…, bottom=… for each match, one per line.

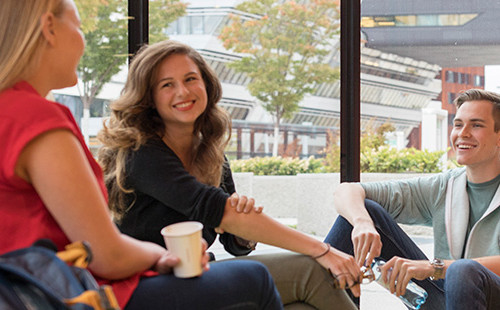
left=161, top=221, right=204, bottom=278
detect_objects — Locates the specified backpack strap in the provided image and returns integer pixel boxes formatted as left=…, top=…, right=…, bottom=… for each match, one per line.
left=57, top=242, right=119, bottom=309
left=65, top=285, right=119, bottom=310
left=56, top=241, right=92, bottom=268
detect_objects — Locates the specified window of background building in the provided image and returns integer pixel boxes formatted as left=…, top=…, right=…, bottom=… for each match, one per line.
left=474, top=75, right=485, bottom=87
left=191, top=16, right=204, bottom=34
left=361, top=13, right=478, bottom=28
left=447, top=92, right=456, bottom=105
left=166, top=15, right=227, bottom=35
left=457, top=72, right=469, bottom=85
left=464, top=73, right=470, bottom=85
left=446, top=71, right=454, bottom=83
left=474, top=75, right=481, bottom=86
left=50, top=1, right=499, bottom=173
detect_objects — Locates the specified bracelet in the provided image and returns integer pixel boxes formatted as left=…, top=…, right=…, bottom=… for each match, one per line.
left=311, top=243, right=331, bottom=259
left=234, top=236, right=257, bottom=250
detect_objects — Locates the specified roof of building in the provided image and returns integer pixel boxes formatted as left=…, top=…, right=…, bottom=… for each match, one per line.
left=361, top=0, right=500, bottom=67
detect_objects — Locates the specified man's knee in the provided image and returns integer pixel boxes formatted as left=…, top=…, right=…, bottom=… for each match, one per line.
left=445, top=259, right=488, bottom=295
left=364, top=199, right=394, bottom=224
left=446, top=259, right=482, bottom=281
left=364, top=199, right=385, bottom=213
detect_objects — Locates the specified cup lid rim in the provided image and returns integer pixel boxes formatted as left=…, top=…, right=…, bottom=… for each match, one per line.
left=161, top=221, right=204, bottom=237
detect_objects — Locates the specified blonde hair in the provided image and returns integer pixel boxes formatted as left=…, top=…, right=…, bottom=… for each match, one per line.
left=98, top=40, right=231, bottom=220
left=0, top=0, right=66, bottom=92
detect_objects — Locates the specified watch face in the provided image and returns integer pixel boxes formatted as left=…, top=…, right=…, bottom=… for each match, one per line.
left=432, top=258, right=445, bottom=268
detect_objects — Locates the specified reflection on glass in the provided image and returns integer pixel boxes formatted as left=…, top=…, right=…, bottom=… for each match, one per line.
left=362, top=14, right=478, bottom=27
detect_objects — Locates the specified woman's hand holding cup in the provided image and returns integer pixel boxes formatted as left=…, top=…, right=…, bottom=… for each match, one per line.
left=160, top=221, right=206, bottom=278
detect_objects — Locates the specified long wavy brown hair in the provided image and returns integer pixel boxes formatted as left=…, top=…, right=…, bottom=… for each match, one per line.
left=98, top=40, right=231, bottom=220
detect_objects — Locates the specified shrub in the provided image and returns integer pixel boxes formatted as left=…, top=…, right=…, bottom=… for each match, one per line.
left=230, top=156, right=325, bottom=175
left=321, top=122, right=447, bottom=173
left=321, top=131, right=340, bottom=173
left=231, top=121, right=448, bottom=175
left=361, top=146, right=446, bottom=173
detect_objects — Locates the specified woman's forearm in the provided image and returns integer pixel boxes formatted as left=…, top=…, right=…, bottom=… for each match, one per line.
left=219, top=201, right=326, bottom=257
left=218, top=199, right=362, bottom=296
left=89, top=233, right=165, bottom=279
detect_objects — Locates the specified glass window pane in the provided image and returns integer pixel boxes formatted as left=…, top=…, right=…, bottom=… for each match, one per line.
left=190, top=16, right=204, bottom=34
left=53, top=0, right=129, bottom=154
left=361, top=0, right=492, bottom=168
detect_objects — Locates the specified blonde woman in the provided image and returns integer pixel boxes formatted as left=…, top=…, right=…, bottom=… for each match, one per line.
left=0, top=0, right=282, bottom=309
left=99, top=40, right=360, bottom=309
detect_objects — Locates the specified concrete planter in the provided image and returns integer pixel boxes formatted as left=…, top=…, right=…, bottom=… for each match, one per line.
left=232, top=172, right=434, bottom=236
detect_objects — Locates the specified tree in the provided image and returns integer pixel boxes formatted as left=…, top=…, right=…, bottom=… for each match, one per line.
left=75, top=0, right=186, bottom=143
left=219, top=0, right=340, bottom=156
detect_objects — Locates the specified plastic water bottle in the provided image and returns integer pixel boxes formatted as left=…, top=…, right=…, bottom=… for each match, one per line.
left=371, top=258, right=428, bottom=310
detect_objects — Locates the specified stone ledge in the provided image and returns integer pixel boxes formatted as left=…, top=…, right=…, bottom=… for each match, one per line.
left=233, top=172, right=436, bottom=237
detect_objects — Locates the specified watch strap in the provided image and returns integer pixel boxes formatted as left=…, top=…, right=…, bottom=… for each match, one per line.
left=429, top=258, right=445, bottom=280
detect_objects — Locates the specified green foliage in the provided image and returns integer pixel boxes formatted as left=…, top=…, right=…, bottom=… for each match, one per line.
left=231, top=122, right=447, bottom=175
left=321, top=131, right=340, bottom=172
left=321, top=122, right=446, bottom=173
left=446, top=158, right=462, bottom=169
left=230, top=156, right=325, bottom=175
left=230, top=143, right=446, bottom=175
left=219, top=0, right=340, bottom=126
left=359, top=122, right=446, bottom=173
left=362, top=122, right=396, bottom=151
left=149, top=0, right=187, bottom=44
left=75, top=0, right=186, bottom=109
left=76, top=0, right=127, bottom=108
left=361, top=147, right=446, bottom=173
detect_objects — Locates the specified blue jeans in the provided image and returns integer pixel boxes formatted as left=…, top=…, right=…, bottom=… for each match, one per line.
left=445, top=259, right=500, bottom=310
left=125, top=260, right=282, bottom=310
left=324, top=199, right=445, bottom=310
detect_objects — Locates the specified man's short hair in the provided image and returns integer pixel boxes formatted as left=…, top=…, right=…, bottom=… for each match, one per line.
left=454, top=89, right=500, bottom=132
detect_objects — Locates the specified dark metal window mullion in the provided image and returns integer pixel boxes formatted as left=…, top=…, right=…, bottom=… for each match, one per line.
left=340, top=0, right=361, bottom=182
left=128, top=0, right=149, bottom=64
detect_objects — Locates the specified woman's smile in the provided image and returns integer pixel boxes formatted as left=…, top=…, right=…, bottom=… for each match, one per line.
left=173, top=100, right=195, bottom=111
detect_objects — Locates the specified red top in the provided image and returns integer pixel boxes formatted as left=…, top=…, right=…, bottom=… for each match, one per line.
left=0, top=81, right=141, bottom=307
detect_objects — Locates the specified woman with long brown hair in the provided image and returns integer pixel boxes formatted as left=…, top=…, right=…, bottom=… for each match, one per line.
left=0, top=1, right=281, bottom=309
left=99, top=40, right=360, bottom=309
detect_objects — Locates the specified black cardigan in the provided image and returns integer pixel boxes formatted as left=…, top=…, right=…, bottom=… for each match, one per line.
left=117, top=137, right=252, bottom=257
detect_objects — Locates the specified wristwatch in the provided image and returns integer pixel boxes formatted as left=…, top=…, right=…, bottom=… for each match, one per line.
left=429, top=258, right=445, bottom=280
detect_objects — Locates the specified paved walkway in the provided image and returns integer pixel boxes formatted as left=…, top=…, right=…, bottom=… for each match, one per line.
left=210, top=220, right=434, bottom=310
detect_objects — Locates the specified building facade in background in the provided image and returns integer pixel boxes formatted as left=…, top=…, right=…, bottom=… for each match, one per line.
left=361, top=0, right=498, bottom=158
left=55, top=0, right=443, bottom=158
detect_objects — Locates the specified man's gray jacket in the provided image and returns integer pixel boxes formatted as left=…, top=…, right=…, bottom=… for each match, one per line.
left=361, top=167, right=500, bottom=259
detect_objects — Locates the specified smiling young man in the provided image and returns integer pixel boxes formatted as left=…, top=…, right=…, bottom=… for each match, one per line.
left=325, top=89, right=500, bottom=310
